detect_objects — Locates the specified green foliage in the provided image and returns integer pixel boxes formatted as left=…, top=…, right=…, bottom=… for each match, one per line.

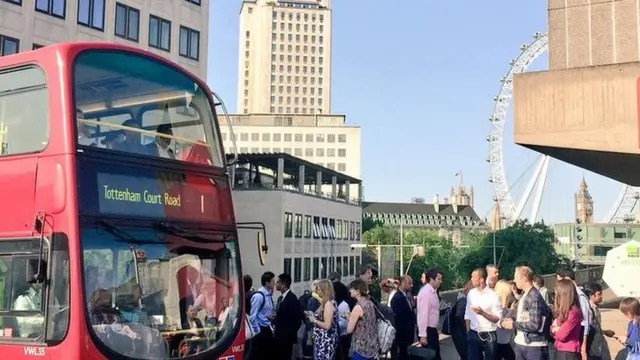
left=361, top=220, right=567, bottom=291
left=362, top=217, right=385, bottom=233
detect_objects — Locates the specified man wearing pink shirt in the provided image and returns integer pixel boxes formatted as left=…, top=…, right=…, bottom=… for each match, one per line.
left=417, top=268, right=443, bottom=360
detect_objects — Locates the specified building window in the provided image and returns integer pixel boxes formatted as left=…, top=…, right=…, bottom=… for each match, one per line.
left=77, top=0, right=104, bottom=30
left=149, top=15, right=171, bottom=51
left=294, top=214, right=303, bottom=237
left=312, top=258, right=320, bottom=279
left=356, top=223, right=361, bottom=241
left=304, top=215, right=312, bottom=238
left=179, top=26, right=200, bottom=60
left=115, top=3, right=139, bottom=42
left=336, top=220, right=343, bottom=239
left=3, top=0, right=21, bottom=5
left=329, top=219, right=336, bottom=239
left=303, top=258, right=311, bottom=281
left=294, top=258, right=302, bottom=282
left=350, top=256, right=356, bottom=275
left=320, top=258, right=327, bottom=278
left=338, top=163, right=346, bottom=172
left=0, top=36, right=19, bottom=56
left=185, top=0, right=200, bottom=5
left=338, top=134, right=346, bottom=143
left=350, top=221, right=355, bottom=240
left=283, top=258, right=292, bottom=275
left=321, top=218, right=329, bottom=239
left=284, top=212, right=293, bottom=237
left=312, top=216, right=321, bottom=239
left=35, top=0, right=65, bottom=18
left=304, top=149, right=313, bottom=157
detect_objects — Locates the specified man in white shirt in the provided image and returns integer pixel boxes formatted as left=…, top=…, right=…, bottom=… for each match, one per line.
left=557, top=268, right=590, bottom=360
left=464, top=267, right=503, bottom=360
left=13, top=281, right=44, bottom=338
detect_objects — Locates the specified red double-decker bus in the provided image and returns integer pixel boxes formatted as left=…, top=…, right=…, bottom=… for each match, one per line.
left=0, top=42, right=246, bottom=359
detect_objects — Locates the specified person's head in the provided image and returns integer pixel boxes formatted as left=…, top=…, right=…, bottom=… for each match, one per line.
left=420, top=272, right=428, bottom=285
left=486, top=264, right=499, bottom=286
left=470, top=268, right=487, bottom=288
left=399, top=274, right=413, bottom=292
left=554, top=279, right=581, bottom=322
left=261, top=271, right=276, bottom=291
left=426, top=268, right=443, bottom=289
left=187, top=304, right=198, bottom=319
left=311, top=279, right=320, bottom=293
left=276, top=273, right=292, bottom=292
left=155, top=123, right=173, bottom=148
left=328, top=271, right=341, bottom=283
left=463, top=280, right=474, bottom=295
left=619, top=297, right=640, bottom=320
left=584, top=282, right=603, bottom=305
left=316, top=279, right=334, bottom=309
left=556, top=268, right=576, bottom=283
left=243, top=274, right=253, bottom=293
left=121, top=119, right=141, bottom=144
left=513, top=266, right=534, bottom=290
left=92, top=289, right=111, bottom=308
left=348, top=278, right=368, bottom=300
left=494, top=280, right=512, bottom=308
left=533, top=275, right=545, bottom=289
left=358, top=264, right=374, bottom=285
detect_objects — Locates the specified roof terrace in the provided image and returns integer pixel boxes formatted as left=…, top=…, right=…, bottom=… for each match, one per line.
left=227, top=152, right=362, bottom=205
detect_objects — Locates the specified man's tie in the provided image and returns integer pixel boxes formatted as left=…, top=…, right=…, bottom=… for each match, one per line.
left=276, top=295, right=283, bottom=311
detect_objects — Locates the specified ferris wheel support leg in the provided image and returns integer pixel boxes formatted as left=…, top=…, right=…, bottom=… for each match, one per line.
left=530, top=156, right=550, bottom=222
left=514, top=154, right=547, bottom=220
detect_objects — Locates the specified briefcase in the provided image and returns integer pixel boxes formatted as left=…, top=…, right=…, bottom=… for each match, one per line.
left=407, top=345, right=436, bottom=359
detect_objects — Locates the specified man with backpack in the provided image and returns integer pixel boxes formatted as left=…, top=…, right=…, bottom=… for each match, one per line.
left=501, top=266, right=552, bottom=360
left=246, top=271, right=276, bottom=360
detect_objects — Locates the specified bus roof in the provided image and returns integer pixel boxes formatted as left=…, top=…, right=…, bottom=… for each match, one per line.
left=0, top=42, right=211, bottom=95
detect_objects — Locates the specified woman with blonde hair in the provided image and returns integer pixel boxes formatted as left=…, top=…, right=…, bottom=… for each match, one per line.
left=306, top=279, right=339, bottom=360
left=494, top=280, right=516, bottom=360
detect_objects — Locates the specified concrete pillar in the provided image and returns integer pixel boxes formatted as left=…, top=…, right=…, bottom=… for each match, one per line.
left=315, top=170, right=322, bottom=195
left=331, top=176, right=337, bottom=199
left=298, top=165, right=305, bottom=192
left=277, top=157, right=284, bottom=188
left=345, top=180, right=351, bottom=202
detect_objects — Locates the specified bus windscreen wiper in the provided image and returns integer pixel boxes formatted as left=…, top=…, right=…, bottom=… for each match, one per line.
left=155, top=222, right=216, bottom=243
left=99, top=220, right=166, bottom=245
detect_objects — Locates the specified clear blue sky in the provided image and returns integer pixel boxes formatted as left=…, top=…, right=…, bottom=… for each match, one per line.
left=207, top=0, right=623, bottom=224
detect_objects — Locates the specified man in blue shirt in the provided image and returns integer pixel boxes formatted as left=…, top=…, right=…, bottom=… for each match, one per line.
left=247, top=271, right=276, bottom=360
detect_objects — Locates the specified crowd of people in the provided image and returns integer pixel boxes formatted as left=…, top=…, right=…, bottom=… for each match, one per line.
left=242, top=264, right=640, bottom=360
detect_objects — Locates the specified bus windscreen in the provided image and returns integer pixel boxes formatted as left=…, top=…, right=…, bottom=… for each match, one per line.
left=77, top=160, right=232, bottom=224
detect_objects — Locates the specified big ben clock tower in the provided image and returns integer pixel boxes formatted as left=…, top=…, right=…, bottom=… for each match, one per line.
left=575, top=177, right=594, bottom=224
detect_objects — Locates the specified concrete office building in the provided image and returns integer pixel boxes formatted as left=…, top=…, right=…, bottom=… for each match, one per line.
left=553, top=222, right=640, bottom=265
left=237, top=0, right=332, bottom=115
left=220, top=113, right=361, bottom=182
left=0, top=0, right=209, bottom=79
left=231, top=153, right=362, bottom=295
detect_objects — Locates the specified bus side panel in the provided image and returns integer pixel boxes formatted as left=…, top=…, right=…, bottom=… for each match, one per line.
left=0, top=157, right=37, bottom=235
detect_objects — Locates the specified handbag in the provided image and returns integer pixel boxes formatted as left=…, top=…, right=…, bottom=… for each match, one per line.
left=245, top=316, right=257, bottom=340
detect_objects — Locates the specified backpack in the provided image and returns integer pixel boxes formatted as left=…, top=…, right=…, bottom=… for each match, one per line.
left=535, top=291, right=554, bottom=342
left=299, top=291, right=311, bottom=311
left=373, top=301, right=396, bottom=354
left=441, top=301, right=458, bottom=336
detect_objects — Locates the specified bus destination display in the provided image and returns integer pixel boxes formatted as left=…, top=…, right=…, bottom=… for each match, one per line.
left=95, top=172, right=228, bottom=222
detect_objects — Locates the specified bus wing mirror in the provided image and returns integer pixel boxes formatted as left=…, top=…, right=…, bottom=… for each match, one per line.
left=236, top=222, right=268, bottom=266
left=26, top=258, right=47, bottom=284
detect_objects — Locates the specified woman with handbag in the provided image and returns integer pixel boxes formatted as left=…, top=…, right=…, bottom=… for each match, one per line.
left=345, top=279, right=378, bottom=360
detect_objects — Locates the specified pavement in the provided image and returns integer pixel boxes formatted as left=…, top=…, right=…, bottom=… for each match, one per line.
left=436, top=288, right=628, bottom=360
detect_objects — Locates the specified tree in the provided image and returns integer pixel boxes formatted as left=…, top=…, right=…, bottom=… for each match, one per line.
left=362, top=217, right=384, bottom=233
left=459, top=220, right=568, bottom=281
